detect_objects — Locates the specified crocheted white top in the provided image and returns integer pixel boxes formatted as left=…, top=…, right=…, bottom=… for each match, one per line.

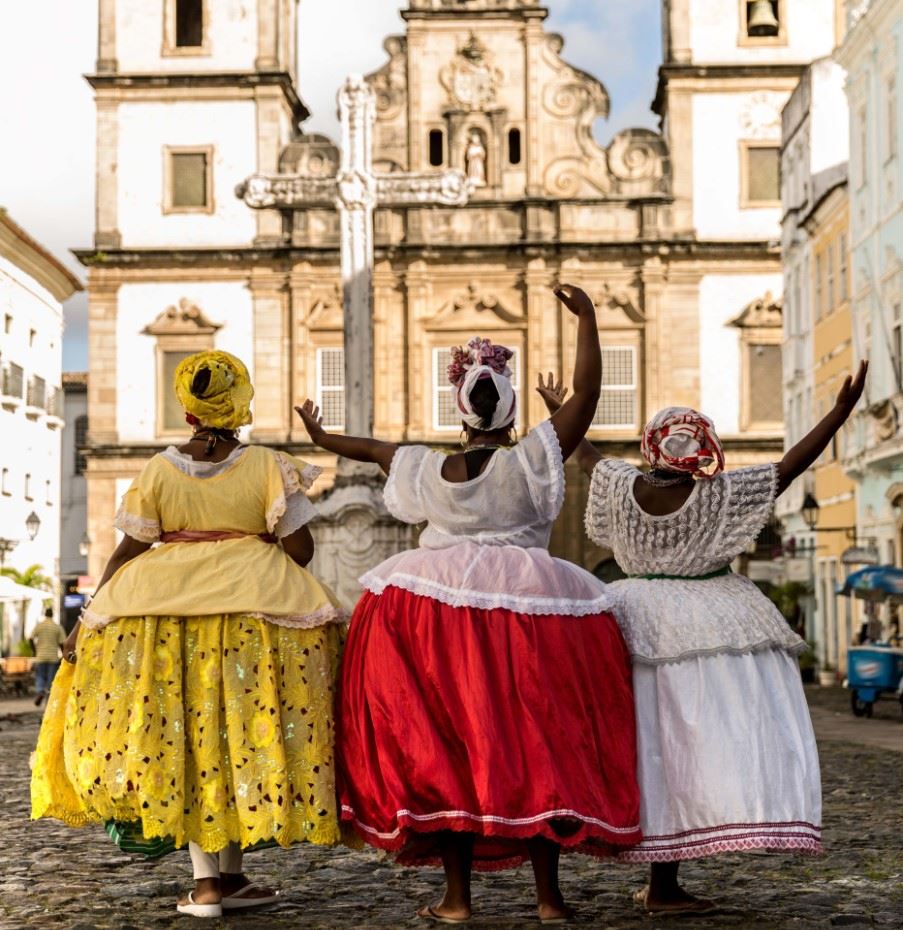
left=361, top=420, right=615, bottom=617
left=585, top=460, right=805, bottom=664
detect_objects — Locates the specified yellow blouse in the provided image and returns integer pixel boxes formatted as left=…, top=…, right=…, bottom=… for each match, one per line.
left=83, top=446, right=344, bottom=630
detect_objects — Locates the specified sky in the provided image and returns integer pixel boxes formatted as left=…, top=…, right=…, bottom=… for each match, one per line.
left=0, top=0, right=662, bottom=372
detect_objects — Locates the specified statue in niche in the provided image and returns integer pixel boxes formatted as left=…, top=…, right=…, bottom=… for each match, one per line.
left=465, top=130, right=487, bottom=187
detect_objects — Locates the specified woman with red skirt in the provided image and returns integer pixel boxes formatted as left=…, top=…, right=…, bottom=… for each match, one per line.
left=296, top=285, right=640, bottom=924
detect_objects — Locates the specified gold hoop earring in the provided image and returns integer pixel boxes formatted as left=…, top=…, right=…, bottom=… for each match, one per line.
left=460, top=428, right=467, bottom=449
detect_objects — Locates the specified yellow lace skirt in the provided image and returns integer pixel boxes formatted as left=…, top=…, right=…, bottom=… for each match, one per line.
left=31, top=615, right=344, bottom=853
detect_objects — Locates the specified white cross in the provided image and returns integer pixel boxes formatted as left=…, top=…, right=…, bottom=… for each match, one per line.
left=239, top=75, right=472, bottom=437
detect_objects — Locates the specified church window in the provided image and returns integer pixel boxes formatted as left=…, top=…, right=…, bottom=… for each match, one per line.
left=316, top=348, right=346, bottom=431
left=747, top=344, right=783, bottom=425
left=74, top=415, right=89, bottom=476
left=175, top=0, right=204, bottom=48
left=740, top=0, right=784, bottom=45
left=740, top=143, right=780, bottom=207
left=428, top=130, right=445, bottom=168
left=432, top=346, right=521, bottom=432
left=160, top=350, right=196, bottom=432
left=508, top=129, right=522, bottom=166
left=593, top=346, right=637, bottom=431
left=164, top=147, right=213, bottom=213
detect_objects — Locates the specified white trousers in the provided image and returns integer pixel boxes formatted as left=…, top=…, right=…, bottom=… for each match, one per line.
left=188, top=841, right=243, bottom=880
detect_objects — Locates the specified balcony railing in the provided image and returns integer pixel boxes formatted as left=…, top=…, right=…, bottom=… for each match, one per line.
left=1, top=363, right=24, bottom=409
left=26, top=375, right=46, bottom=410
left=45, top=386, right=65, bottom=429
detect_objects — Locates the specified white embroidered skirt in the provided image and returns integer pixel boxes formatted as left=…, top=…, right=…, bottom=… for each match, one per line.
left=618, top=648, right=822, bottom=862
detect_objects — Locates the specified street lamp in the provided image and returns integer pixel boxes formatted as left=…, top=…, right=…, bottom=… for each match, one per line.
left=802, top=492, right=820, bottom=532
left=78, top=532, right=91, bottom=558
left=25, top=511, right=41, bottom=541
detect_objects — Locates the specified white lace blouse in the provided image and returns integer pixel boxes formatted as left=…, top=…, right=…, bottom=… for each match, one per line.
left=585, top=460, right=805, bottom=664
left=361, top=420, right=615, bottom=618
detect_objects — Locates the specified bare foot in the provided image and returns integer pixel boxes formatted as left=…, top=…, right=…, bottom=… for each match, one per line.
left=538, top=901, right=576, bottom=923
left=635, top=884, right=716, bottom=914
left=177, top=877, right=221, bottom=907
left=219, top=872, right=278, bottom=901
left=417, top=901, right=472, bottom=923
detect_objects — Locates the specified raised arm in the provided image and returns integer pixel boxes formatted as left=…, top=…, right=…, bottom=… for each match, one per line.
left=777, top=360, right=868, bottom=495
left=547, top=285, right=602, bottom=461
left=536, top=373, right=602, bottom=476
left=295, top=400, right=398, bottom=476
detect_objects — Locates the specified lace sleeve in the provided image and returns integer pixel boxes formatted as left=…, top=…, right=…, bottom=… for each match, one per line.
left=717, top=464, right=779, bottom=558
left=114, top=463, right=161, bottom=543
left=514, top=420, right=565, bottom=522
left=584, top=460, right=622, bottom=549
left=384, top=446, right=430, bottom=524
left=266, top=452, right=322, bottom=535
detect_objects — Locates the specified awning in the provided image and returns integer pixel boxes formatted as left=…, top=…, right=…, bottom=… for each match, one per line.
left=838, top=565, right=903, bottom=601
left=0, top=576, right=46, bottom=602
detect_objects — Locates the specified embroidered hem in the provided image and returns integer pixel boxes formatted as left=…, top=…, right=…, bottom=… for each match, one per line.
left=360, top=572, right=615, bottom=617
left=80, top=604, right=348, bottom=632
left=616, top=821, right=822, bottom=862
left=632, top=638, right=808, bottom=666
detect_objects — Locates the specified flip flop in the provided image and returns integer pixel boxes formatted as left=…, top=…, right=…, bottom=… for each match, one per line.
left=540, top=905, right=577, bottom=924
left=633, top=886, right=716, bottom=916
left=221, top=881, right=281, bottom=910
left=176, top=891, right=222, bottom=918
left=417, top=904, right=471, bottom=924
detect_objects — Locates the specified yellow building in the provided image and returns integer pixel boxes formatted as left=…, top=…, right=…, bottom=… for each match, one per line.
left=808, top=181, right=858, bottom=675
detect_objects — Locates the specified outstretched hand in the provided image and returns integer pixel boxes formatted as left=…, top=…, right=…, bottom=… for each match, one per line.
left=835, top=361, right=868, bottom=418
left=536, top=372, right=569, bottom=414
left=295, top=400, right=326, bottom=442
left=554, top=284, right=595, bottom=317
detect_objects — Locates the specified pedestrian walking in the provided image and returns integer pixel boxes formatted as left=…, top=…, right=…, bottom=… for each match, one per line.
left=30, top=350, right=346, bottom=918
left=31, top=607, right=65, bottom=707
left=537, top=360, right=868, bottom=915
left=297, top=285, right=640, bottom=925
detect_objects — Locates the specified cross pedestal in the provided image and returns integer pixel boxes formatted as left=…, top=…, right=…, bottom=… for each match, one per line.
left=238, top=75, right=472, bottom=605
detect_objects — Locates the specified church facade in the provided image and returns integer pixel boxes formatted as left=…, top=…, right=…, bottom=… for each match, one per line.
left=80, top=0, right=841, bottom=580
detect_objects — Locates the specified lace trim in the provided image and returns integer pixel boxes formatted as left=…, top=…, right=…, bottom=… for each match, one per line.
left=80, top=603, right=348, bottom=632
left=617, top=826, right=822, bottom=862
left=632, top=638, right=808, bottom=666
left=522, top=420, right=565, bottom=519
left=360, top=572, right=615, bottom=617
left=114, top=508, right=160, bottom=543
left=265, top=452, right=322, bottom=534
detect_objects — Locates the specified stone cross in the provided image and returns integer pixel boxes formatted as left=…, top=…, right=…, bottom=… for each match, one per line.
left=238, top=75, right=471, bottom=437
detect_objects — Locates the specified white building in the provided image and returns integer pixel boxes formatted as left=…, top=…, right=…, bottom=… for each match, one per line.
left=656, top=0, right=842, bottom=472
left=0, top=212, right=82, bottom=651
left=60, top=372, right=88, bottom=632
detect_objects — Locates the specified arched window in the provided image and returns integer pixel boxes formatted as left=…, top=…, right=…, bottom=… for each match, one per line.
left=74, top=415, right=88, bottom=476
left=428, top=129, right=445, bottom=168
left=508, top=128, right=522, bottom=166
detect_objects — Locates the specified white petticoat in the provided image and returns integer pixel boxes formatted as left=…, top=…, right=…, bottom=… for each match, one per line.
left=618, top=648, right=822, bottom=862
left=609, top=574, right=805, bottom=665
left=361, top=541, right=616, bottom=617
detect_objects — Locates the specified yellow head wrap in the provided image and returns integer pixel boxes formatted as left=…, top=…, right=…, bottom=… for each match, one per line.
left=173, top=350, right=253, bottom=430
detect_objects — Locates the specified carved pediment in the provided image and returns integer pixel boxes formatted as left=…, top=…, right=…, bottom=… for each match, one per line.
left=440, top=33, right=504, bottom=112
left=730, top=292, right=783, bottom=329
left=366, top=37, right=408, bottom=119
left=279, top=134, right=340, bottom=178
left=308, top=286, right=344, bottom=331
left=426, top=282, right=523, bottom=329
left=593, top=284, right=645, bottom=326
left=143, top=299, right=221, bottom=337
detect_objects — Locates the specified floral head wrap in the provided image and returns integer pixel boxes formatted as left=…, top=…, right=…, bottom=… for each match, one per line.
left=447, top=337, right=516, bottom=432
left=641, top=406, right=725, bottom=479
left=173, top=350, right=253, bottom=430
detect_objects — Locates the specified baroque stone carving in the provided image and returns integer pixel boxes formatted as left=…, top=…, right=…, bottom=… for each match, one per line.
left=142, top=299, right=221, bottom=336
left=730, top=292, right=783, bottom=329
left=367, top=37, right=408, bottom=120
left=278, top=134, right=340, bottom=178
left=739, top=92, right=784, bottom=140
left=440, top=32, right=503, bottom=111
left=428, top=282, right=523, bottom=328
left=870, top=399, right=899, bottom=442
left=593, top=283, right=645, bottom=324
left=307, top=286, right=344, bottom=330
left=607, top=129, right=670, bottom=195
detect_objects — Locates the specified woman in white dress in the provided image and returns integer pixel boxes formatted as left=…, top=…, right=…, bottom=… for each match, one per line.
left=538, top=361, right=867, bottom=914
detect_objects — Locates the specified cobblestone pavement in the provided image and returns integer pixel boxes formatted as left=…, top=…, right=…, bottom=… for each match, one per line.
left=1, top=706, right=901, bottom=930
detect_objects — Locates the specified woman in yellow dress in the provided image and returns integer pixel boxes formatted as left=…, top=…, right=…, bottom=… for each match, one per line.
left=31, top=351, right=346, bottom=918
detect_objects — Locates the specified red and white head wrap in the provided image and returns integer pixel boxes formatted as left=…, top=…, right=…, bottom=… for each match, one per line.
left=447, top=337, right=516, bottom=432
left=641, top=407, right=725, bottom=479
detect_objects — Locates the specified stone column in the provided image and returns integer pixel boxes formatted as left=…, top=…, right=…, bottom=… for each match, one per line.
left=524, top=15, right=545, bottom=198
left=641, top=257, right=668, bottom=417
left=250, top=270, right=291, bottom=442
left=254, top=89, right=287, bottom=245
left=661, top=267, right=703, bottom=409
left=665, top=89, right=695, bottom=236
left=403, top=261, right=431, bottom=439
left=256, top=0, right=280, bottom=70
left=525, top=257, right=555, bottom=427
left=96, top=0, right=117, bottom=71
left=87, top=277, right=119, bottom=445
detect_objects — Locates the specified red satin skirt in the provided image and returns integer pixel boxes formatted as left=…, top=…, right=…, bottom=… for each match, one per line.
left=336, top=585, right=641, bottom=869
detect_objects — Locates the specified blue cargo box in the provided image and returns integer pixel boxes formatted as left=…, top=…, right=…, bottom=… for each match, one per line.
left=847, top=646, right=903, bottom=691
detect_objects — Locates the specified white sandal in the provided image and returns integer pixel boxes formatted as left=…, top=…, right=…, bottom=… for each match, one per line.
left=222, top=882, right=280, bottom=911
left=176, top=891, right=223, bottom=918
